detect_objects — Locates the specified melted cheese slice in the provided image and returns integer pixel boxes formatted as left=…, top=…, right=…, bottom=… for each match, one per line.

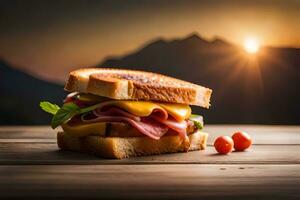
left=73, top=93, right=191, bottom=121
left=61, top=122, right=106, bottom=137
left=99, top=100, right=191, bottom=121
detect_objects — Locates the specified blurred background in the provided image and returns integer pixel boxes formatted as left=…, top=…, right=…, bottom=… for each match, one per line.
left=1, top=0, right=299, bottom=125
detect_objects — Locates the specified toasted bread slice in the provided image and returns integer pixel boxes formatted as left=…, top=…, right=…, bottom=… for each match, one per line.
left=57, top=131, right=208, bottom=159
left=64, top=68, right=212, bottom=108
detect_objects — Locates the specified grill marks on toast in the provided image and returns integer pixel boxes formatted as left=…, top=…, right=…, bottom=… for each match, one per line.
left=90, top=69, right=199, bottom=86
left=65, top=68, right=212, bottom=108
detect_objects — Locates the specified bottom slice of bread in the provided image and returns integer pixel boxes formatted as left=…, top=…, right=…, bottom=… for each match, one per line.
left=57, top=131, right=208, bottom=159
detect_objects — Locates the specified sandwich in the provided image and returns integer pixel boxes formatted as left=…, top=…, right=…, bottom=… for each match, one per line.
left=40, top=68, right=212, bottom=159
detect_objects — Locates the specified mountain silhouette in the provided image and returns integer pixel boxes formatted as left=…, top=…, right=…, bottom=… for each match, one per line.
left=99, top=34, right=300, bottom=124
left=1, top=34, right=299, bottom=124
left=0, top=60, right=65, bottom=124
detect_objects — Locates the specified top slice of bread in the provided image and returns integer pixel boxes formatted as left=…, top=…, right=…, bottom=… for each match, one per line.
left=64, top=68, right=212, bottom=108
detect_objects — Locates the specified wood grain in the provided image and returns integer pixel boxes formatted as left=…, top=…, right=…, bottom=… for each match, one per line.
left=0, top=126, right=299, bottom=199
left=0, top=164, right=299, bottom=200
left=0, top=142, right=299, bottom=165
left=1, top=125, right=300, bottom=144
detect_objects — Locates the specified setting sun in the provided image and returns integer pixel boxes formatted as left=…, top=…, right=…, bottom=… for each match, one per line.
left=244, top=38, right=260, bottom=54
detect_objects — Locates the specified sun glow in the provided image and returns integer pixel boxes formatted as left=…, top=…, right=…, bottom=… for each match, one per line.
left=243, top=37, right=260, bottom=54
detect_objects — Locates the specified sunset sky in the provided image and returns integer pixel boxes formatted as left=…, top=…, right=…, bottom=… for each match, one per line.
left=1, top=0, right=300, bottom=82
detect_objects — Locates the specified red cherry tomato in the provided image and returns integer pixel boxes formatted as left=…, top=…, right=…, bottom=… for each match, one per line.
left=232, top=131, right=252, bottom=151
left=214, top=136, right=234, bottom=154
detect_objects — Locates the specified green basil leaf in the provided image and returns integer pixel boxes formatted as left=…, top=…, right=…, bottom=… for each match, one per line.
left=39, top=101, right=60, bottom=115
left=51, top=102, right=80, bottom=129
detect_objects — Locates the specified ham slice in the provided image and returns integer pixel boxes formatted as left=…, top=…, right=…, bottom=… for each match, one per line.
left=151, top=108, right=168, bottom=121
left=154, top=117, right=187, bottom=139
left=93, top=100, right=169, bottom=120
left=82, top=116, right=168, bottom=140
left=84, top=106, right=187, bottom=140
left=93, top=107, right=141, bottom=121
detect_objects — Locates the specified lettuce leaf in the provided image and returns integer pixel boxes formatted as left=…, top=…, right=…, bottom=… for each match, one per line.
left=40, top=101, right=103, bottom=129
left=189, top=114, right=204, bottom=130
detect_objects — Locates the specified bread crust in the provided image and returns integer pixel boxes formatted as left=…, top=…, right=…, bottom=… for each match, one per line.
left=57, top=131, right=208, bottom=159
left=64, top=68, right=212, bottom=108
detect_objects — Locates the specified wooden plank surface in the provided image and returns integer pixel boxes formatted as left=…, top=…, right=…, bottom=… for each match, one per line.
left=1, top=125, right=300, bottom=144
left=0, top=143, right=299, bottom=165
left=1, top=164, right=299, bottom=199
left=0, top=126, right=299, bottom=199
left=0, top=125, right=299, bottom=165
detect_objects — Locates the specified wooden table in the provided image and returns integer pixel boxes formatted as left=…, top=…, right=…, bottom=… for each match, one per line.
left=0, top=125, right=299, bottom=199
